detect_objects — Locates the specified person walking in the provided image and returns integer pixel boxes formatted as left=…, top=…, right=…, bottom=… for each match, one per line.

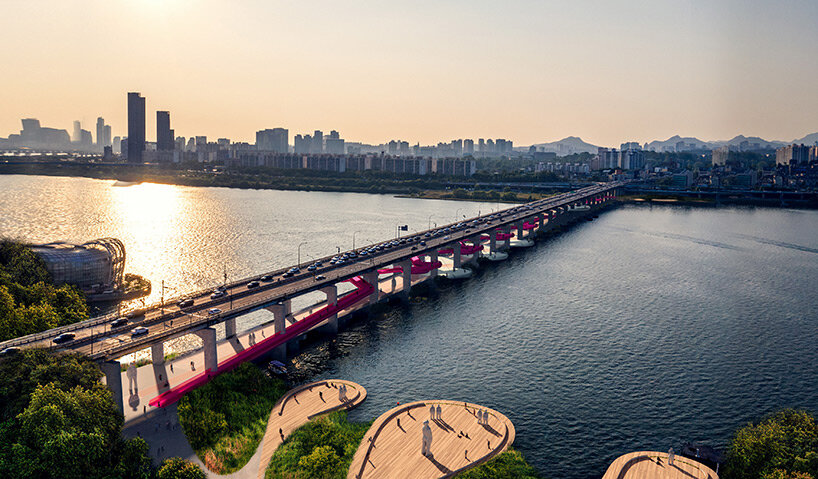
left=429, top=405, right=436, bottom=420
left=436, top=405, right=442, bottom=421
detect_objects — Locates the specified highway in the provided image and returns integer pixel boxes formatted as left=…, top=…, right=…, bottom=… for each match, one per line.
left=0, top=181, right=625, bottom=360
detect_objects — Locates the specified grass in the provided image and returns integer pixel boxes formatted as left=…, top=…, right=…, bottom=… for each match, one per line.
left=455, top=448, right=543, bottom=478
left=265, top=411, right=373, bottom=479
left=178, top=363, right=288, bottom=474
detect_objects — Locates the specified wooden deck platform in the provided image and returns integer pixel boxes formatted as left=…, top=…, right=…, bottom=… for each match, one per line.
left=602, top=451, right=719, bottom=479
left=347, top=400, right=515, bottom=479
left=256, top=379, right=367, bottom=479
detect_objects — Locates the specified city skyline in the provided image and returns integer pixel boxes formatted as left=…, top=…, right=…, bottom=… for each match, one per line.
left=1, top=1, right=818, bottom=147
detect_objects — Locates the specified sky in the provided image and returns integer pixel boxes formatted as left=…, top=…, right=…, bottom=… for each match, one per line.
left=1, top=0, right=817, bottom=147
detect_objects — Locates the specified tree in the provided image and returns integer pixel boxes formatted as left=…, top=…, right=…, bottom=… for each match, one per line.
left=156, top=458, right=206, bottom=479
left=297, top=445, right=342, bottom=478
left=725, top=409, right=818, bottom=479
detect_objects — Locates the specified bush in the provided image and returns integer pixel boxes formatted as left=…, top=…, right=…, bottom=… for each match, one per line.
left=724, top=409, right=818, bottom=479
left=156, top=457, right=206, bottom=479
left=455, top=448, right=542, bottom=479
left=178, top=363, right=287, bottom=474
left=265, top=411, right=372, bottom=479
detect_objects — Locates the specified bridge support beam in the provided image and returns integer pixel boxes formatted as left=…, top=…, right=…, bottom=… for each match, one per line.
left=225, top=318, right=236, bottom=338
left=319, top=285, right=338, bottom=334
left=195, top=327, right=218, bottom=373
left=400, top=259, right=412, bottom=300
left=490, top=229, right=498, bottom=253
left=101, top=360, right=124, bottom=414
left=452, top=242, right=462, bottom=269
left=428, top=251, right=438, bottom=278
left=516, top=220, right=524, bottom=240
left=151, top=342, right=170, bottom=394
left=364, top=270, right=380, bottom=305
left=266, top=301, right=289, bottom=361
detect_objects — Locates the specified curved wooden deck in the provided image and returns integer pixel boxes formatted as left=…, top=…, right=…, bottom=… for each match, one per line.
left=256, top=379, right=366, bottom=479
left=602, top=451, right=719, bottom=479
left=347, top=400, right=515, bottom=479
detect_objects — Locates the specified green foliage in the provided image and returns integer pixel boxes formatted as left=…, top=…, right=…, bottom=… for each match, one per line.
left=265, top=411, right=372, bottom=479
left=156, top=457, right=206, bottom=479
left=724, top=409, right=818, bottom=479
left=178, top=363, right=287, bottom=474
left=455, top=448, right=542, bottom=479
left=0, top=348, right=152, bottom=479
left=0, top=239, right=89, bottom=342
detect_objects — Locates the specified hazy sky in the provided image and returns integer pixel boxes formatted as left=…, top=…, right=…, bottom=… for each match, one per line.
left=1, top=0, right=817, bottom=146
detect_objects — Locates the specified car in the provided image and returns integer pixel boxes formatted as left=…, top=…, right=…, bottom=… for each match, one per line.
left=0, top=347, right=20, bottom=356
left=111, top=318, right=129, bottom=328
left=315, top=274, right=326, bottom=281
left=282, top=271, right=293, bottom=278
left=307, top=265, right=317, bottom=271
left=411, top=245, right=418, bottom=250
left=126, top=311, right=143, bottom=320
left=177, top=298, right=194, bottom=308
left=208, top=308, right=222, bottom=315
left=246, top=280, right=260, bottom=288
left=260, top=274, right=274, bottom=281
left=131, top=326, right=149, bottom=336
left=53, top=333, right=76, bottom=344
left=215, top=285, right=227, bottom=293
left=420, top=241, right=427, bottom=246
left=210, top=290, right=226, bottom=299
left=314, top=261, right=322, bottom=266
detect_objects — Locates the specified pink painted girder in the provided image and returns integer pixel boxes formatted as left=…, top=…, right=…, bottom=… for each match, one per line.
left=377, top=256, right=442, bottom=275
left=148, top=276, right=376, bottom=408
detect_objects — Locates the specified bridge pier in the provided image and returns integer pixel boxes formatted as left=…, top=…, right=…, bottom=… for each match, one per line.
left=399, top=259, right=412, bottom=300
left=428, top=251, right=438, bottom=278
left=225, top=318, right=236, bottom=338
left=364, top=270, right=380, bottom=305
left=151, top=342, right=170, bottom=394
left=101, top=360, right=124, bottom=414
left=489, top=229, right=498, bottom=253
left=319, top=285, right=339, bottom=334
left=194, top=327, right=218, bottom=373
left=267, top=301, right=290, bottom=361
left=453, top=242, right=462, bottom=269
left=516, top=220, right=524, bottom=240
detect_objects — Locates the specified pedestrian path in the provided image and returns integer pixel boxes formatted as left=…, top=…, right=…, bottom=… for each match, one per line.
left=256, top=379, right=366, bottom=479
left=602, top=451, right=719, bottom=479
left=347, top=400, right=515, bottom=479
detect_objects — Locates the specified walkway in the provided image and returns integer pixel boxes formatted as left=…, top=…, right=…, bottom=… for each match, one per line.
left=256, top=379, right=366, bottom=479
left=602, top=451, right=719, bottom=479
left=347, top=400, right=515, bottom=479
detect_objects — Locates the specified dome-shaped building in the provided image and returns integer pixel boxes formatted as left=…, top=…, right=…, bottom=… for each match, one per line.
left=31, top=238, right=125, bottom=289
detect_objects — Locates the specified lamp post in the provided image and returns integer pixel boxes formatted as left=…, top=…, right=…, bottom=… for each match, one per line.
left=353, top=230, right=361, bottom=251
left=454, top=207, right=463, bottom=222
left=297, top=241, right=307, bottom=269
left=427, top=214, right=434, bottom=230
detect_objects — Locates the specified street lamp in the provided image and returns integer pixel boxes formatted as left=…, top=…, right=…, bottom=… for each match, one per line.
left=353, top=230, right=361, bottom=250
left=454, top=207, right=463, bottom=222
left=427, top=214, right=434, bottom=230
left=297, top=241, right=307, bottom=268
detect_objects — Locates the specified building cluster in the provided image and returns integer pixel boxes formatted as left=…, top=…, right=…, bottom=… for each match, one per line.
left=234, top=151, right=476, bottom=176
left=775, top=143, right=818, bottom=167
left=590, top=143, right=646, bottom=171
left=2, top=117, right=113, bottom=154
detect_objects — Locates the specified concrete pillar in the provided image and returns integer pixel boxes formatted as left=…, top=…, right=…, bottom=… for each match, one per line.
left=490, top=230, right=498, bottom=253
left=503, top=227, right=511, bottom=249
left=268, top=302, right=287, bottom=335
left=468, top=237, right=480, bottom=264
left=400, top=259, right=412, bottom=298
left=453, top=242, right=462, bottom=269
left=225, top=317, right=236, bottom=338
left=537, top=214, right=544, bottom=232
left=516, top=221, right=524, bottom=240
left=428, top=251, right=438, bottom=278
left=150, top=342, right=165, bottom=366
left=364, top=270, right=380, bottom=304
left=101, top=360, right=124, bottom=414
left=320, top=285, right=338, bottom=333
left=195, top=327, right=218, bottom=373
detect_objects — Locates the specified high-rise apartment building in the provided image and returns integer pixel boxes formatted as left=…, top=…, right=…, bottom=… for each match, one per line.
left=776, top=144, right=811, bottom=166
left=96, top=117, right=105, bottom=147
left=72, top=121, right=82, bottom=143
left=103, top=125, right=112, bottom=147
left=156, top=111, right=173, bottom=151
left=256, top=128, right=288, bottom=153
left=313, top=130, right=324, bottom=154
left=127, top=92, right=146, bottom=162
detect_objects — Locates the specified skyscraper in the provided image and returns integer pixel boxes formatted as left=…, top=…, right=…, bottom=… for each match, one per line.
left=72, top=121, right=82, bottom=143
left=256, top=128, right=288, bottom=153
left=96, top=117, right=105, bottom=147
left=127, top=92, right=146, bottom=163
left=156, top=111, right=173, bottom=151
left=103, top=125, right=112, bottom=147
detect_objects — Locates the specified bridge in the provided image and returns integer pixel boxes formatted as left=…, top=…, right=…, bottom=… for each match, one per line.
left=0, top=181, right=628, bottom=413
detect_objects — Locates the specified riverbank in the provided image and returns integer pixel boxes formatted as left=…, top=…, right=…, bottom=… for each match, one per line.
left=620, top=192, right=818, bottom=209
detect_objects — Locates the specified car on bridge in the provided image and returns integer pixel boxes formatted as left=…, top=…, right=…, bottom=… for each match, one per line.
left=246, top=280, right=260, bottom=289
left=131, top=327, right=149, bottom=337
left=177, top=298, right=194, bottom=308
left=210, top=290, right=226, bottom=299
left=315, top=274, right=326, bottom=281
left=260, top=274, right=274, bottom=281
left=111, top=318, right=129, bottom=328
left=53, top=332, right=76, bottom=344
left=208, top=308, right=222, bottom=315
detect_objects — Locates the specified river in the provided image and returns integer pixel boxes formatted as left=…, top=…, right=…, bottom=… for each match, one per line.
left=2, top=174, right=817, bottom=478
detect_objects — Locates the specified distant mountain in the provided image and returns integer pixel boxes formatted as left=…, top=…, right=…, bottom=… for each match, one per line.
left=792, top=132, right=818, bottom=145
left=528, top=136, right=599, bottom=155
